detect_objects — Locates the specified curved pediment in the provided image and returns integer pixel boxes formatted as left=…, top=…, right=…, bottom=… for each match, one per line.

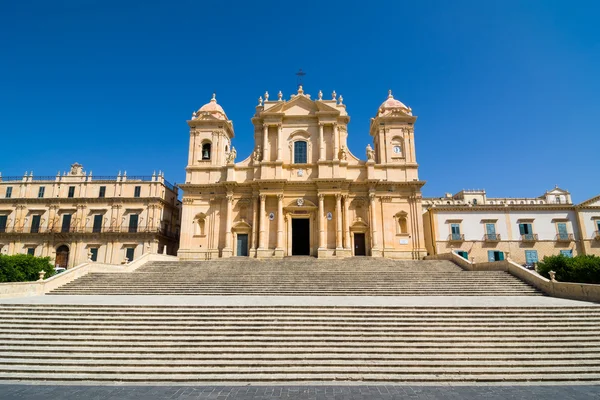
left=285, top=198, right=317, bottom=208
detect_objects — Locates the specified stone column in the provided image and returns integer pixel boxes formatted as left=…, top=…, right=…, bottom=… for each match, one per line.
left=262, top=125, right=269, bottom=161
left=343, top=195, right=351, bottom=249
left=318, top=123, right=325, bottom=161
left=335, top=194, right=342, bottom=250
left=276, top=124, right=282, bottom=162
left=333, top=123, right=339, bottom=160
left=251, top=194, right=258, bottom=251
left=369, top=192, right=379, bottom=250
left=276, top=194, right=283, bottom=250
left=258, top=194, right=266, bottom=249
left=318, top=194, right=325, bottom=249
left=224, top=194, right=233, bottom=256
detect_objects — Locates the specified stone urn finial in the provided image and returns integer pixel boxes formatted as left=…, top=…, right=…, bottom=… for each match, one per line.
left=549, top=271, right=556, bottom=281
left=38, top=270, right=46, bottom=281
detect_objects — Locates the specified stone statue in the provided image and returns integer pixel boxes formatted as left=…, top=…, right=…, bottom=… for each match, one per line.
left=339, top=145, right=347, bottom=161
left=253, top=145, right=262, bottom=162
left=366, top=144, right=375, bottom=161
left=226, top=147, right=237, bottom=164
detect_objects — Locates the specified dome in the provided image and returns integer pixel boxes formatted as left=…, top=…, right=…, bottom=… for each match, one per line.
left=193, top=93, right=228, bottom=120
left=378, top=90, right=412, bottom=116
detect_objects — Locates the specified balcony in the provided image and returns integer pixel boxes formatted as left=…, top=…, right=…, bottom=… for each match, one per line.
left=448, top=233, right=465, bottom=242
left=555, top=233, right=574, bottom=242
left=0, top=225, right=178, bottom=238
left=521, top=234, right=538, bottom=242
left=484, top=233, right=501, bottom=242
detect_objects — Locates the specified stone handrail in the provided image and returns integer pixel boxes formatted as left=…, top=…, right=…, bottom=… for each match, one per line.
left=426, top=251, right=600, bottom=303
left=0, top=252, right=178, bottom=298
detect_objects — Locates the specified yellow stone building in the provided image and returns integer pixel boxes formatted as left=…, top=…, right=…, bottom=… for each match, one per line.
left=0, top=163, right=180, bottom=268
left=178, top=88, right=428, bottom=259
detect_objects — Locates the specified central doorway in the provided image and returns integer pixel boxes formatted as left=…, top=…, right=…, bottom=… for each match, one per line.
left=292, top=218, right=310, bottom=255
left=354, top=233, right=366, bottom=256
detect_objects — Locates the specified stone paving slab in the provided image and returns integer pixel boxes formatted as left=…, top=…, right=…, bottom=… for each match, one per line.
left=0, top=295, right=596, bottom=307
left=0, top=384, right=599, bottom=399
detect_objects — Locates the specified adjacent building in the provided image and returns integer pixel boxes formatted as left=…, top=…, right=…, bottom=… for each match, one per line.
left=178, top=88, right=428, bottom=259
left=0, top=163, right=180, bottom=268
left=423, top=187, right=600, bottom=264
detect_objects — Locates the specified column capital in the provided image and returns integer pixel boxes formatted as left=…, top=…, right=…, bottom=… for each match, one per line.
left=260, top=194, right=267, bottom=201
left=335, top=193, right=342, bottom=200
left=318, top=194, right=325, bottom=200
left=277, top=194, right=284, bottom=200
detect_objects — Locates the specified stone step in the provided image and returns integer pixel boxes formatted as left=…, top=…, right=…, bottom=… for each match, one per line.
left=1, top=372, right=600, bottom=383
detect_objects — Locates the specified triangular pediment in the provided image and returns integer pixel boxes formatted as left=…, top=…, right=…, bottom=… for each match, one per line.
left=262, top=95, right=339, bottom=117
left=578, top=195, right=600, bottom=207
left=546, top=187, right=569, bottom=195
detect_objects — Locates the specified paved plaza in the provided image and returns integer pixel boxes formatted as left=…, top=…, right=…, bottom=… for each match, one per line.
left=0, top=384, right=600, bottom=400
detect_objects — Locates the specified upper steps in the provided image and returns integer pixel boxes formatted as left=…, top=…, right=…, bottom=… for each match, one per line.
left=48, top=258, right=542, bottom=296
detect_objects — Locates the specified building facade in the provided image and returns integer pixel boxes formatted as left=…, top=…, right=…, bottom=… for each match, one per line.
left=178, top=88, right=427, bottom=259
left=0, top=163, right=180, bottom=268
left=423, top=187, right=600, bottom=264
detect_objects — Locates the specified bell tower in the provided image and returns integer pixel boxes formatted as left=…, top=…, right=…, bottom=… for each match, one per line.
left=186, top=94, right=235, bottom=182
left=369, top=90, right=418, bottom=181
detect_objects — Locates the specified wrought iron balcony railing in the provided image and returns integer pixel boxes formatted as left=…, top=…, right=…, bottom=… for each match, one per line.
left=484, top=233, right=501, bottom=242
left=448, top=233, right=465, bottom=242
left=521, top=233, right=538, bottom=242
left=0, top=225, right=179, bottom=238
left=555, top=233, right=574, bottom=242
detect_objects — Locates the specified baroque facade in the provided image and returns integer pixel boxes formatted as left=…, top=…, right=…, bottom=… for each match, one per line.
left=178, top=88, right=427, bottom=259
left=0, top=163, right=180, bottom=268
left=423, top=187, right=600, bottom=264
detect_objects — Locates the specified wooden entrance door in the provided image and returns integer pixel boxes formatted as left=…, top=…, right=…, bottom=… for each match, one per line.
left=354, top=233, right=366, bottom=256
left=55, top=245, right=69, bottom=268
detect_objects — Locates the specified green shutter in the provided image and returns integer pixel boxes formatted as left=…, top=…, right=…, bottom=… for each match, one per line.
left=498, top=251, right=505, bottom=261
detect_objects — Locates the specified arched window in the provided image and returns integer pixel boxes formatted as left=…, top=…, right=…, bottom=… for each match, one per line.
left=201, top=143, right=211, bottom=160
left=294, top=141, right=307, bottom=164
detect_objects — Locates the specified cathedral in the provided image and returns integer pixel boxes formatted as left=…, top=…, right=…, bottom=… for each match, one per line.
left=178, top=87, right=427, bottom=259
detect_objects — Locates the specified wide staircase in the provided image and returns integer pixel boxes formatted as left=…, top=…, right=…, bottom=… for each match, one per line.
left=1, top=304, right=600, bottom=382
left=49, top=258, right=542, bottom=296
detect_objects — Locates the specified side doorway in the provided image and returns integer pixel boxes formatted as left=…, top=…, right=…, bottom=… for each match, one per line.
left=236, top=234, right=249, bottom=257
left=354, top=233, right=366, bottom=256
left=55, top=245, right=70, bottom=269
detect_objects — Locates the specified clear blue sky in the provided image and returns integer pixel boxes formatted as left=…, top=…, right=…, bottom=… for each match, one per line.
left=1, top=0, right=598, bottom=202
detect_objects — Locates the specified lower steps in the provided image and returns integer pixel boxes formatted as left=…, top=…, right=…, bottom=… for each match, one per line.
left=0, top=304, right=599, bottom=383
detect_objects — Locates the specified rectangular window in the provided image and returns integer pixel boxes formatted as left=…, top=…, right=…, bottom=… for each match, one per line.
left=125, top=247, right=135, bottom=262
left=560, top=250, right=573, bottom=258
left=30, top=215, right=41, bottom=233
left=99, top=186, right=106, bottom=198
left=456, top=250, right=468, bottom=260
left=5, top=187, right=12, bottom=198
left=596, top=220, right=600, bottom=234
left=487, top=250, right=505, bottom=262
left=294, top=141, right=307, bottom=164
left=93, top=215, right=103, bottom=233
left=27, top=247, right=35, bottom=256
left=134, top=186, right=141, bottom=198
left=90, top=248, right=98, bottom=262
left=0, top=215, right=7, bottom=232
left=38, top=186, right=45, bottom=198
left=450, top=223, right=461, bottom=241
left=557, top=222, right=568, bottom=240
left=525, top=250, right=538, bottom=264
left=519, top=223, right=534, bottom=240
left=485, top=223, right=497, bottom=240
left=68, top=186, right=75, bottom=198
left=128, top=214, right=139, bottom=233
left=61, top=214, right=72, bottom=233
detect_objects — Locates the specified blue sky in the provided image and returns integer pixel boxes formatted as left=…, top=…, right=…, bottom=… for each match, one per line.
left=1, top=0, right=598, bottom=202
